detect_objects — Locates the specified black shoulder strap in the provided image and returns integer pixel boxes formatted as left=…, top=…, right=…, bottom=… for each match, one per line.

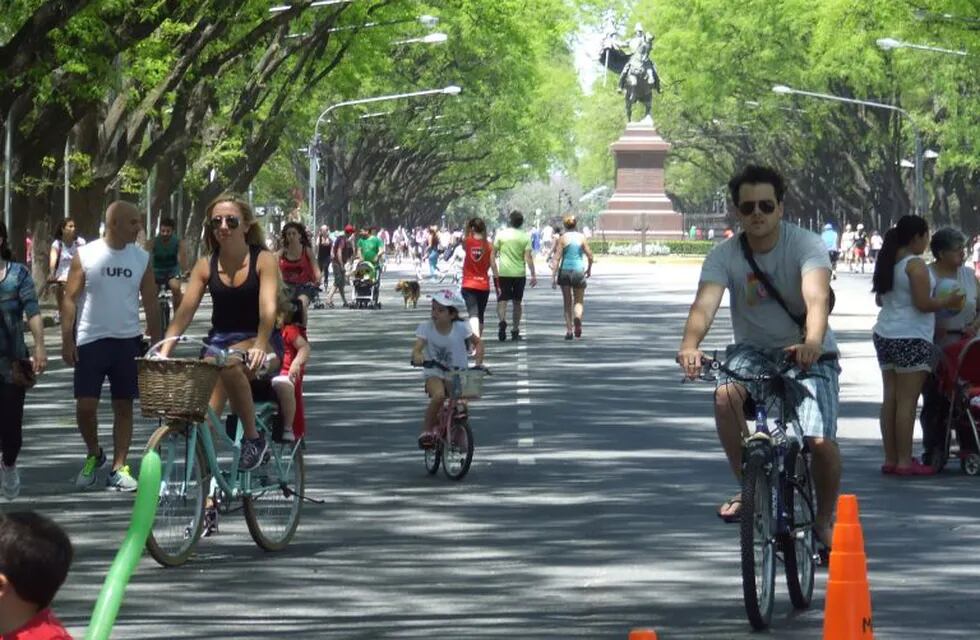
left=739, top=233, right=806, bottom=329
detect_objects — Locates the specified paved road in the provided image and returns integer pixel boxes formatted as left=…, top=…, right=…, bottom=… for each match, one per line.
left=5, top=257, right=980, bottom=639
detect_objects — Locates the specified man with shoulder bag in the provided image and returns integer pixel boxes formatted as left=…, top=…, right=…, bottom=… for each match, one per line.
left=0, top=222, right=47, bottom=500
left=676, top=165, right=842, bottom=556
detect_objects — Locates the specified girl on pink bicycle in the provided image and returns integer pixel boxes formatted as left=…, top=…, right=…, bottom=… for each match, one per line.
left=411, top=289, right=484, bottom=448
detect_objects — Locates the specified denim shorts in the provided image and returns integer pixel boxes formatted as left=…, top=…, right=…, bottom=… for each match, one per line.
left=720, top=344, right=841, bottom=440
left=203, top=331, right=285, bottom=362
left=74, top=336, right=143, bottom=400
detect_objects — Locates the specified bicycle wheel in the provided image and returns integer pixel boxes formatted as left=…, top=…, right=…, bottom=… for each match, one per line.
left=159, top=298, right=171, bottom=335
left=244, top=443, right=305, bottom=551
left=424, top=447, right=441, bottom=474
left=145, top=423, right=207, bottom=567
left=740, top=446, right=776, bottom=630
left=783, top=442, right=816, bottom=610
left=442, top=419, right=473, bottom=480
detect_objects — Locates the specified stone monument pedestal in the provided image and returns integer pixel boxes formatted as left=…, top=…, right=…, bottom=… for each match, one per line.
left=597, top=120, right=683, bottom=241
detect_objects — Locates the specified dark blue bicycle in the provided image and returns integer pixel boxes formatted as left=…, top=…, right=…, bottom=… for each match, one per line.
left=699, top=352, right=834, bottom=630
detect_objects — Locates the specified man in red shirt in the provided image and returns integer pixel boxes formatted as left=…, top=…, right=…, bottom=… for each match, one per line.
left=0, top=512, right=73, bottom=640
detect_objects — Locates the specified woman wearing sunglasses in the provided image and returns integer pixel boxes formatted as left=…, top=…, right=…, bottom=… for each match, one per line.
left=160, top=194, right=282, bottom=471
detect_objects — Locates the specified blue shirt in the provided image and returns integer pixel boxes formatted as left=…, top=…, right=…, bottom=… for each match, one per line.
left=0, top=262, right=41, bottom=383
left=560, top=232, right=586, bottom=272
left=820, top=229, right=838, bottom=251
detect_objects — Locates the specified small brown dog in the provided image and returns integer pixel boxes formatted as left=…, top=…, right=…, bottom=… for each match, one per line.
left=394, top=280, right=421, bottom=308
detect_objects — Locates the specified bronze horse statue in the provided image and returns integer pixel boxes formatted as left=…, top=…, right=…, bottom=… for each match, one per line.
left=599, top=40, right=662, bottom=123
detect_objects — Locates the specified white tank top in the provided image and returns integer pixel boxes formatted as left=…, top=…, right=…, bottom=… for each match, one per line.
left=76, top=239, right=149, bottom=347
left=873, top=255, right=935, bottom=341
left=53, top=237, right=86, bottom=282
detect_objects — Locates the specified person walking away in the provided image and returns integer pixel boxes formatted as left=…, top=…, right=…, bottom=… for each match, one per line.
left=62, top=202, right=162, bottom=491
left=0, top=223, right=47, bottom=500
left=460, top=218, right=499, bottom=338
left=551, top=215, right=594, bottom=340
left=872, top=215, right=962, bottom=476
left=820, top=223, right=839, bottom=280
left=146, top=217, right=188, bottom=311
left=48, top=219, right=85, bottom=325
left=326, top=224, right=355, bottom=308
left=0, top=511, right=74, bottom=639
left=677, top=165, right=841, bottom=550
left=494, top=210, right=537, bottom=341
left=920, top=227, right=980, bottom=464
left=411, top=289, right=483, bottom=448
left=158, top=193, right=281, bottom=471
left=427, top=227, right=440, bottom=279
left=316, top=225, right=332, bottom=290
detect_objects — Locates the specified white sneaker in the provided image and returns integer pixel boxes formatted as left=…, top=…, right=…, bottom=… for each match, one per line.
left=1, top=462, right=20, bottom=499
left=281, top=428, right=295, bottom=443
left=106, top=465, right=139, bottom=492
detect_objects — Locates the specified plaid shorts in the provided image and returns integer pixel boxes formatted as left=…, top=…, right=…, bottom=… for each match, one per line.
left=721, top=344, right=841, bottom=440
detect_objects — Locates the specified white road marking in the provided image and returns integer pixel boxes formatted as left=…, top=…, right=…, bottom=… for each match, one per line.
left=518, top=421, right=533, bottom=431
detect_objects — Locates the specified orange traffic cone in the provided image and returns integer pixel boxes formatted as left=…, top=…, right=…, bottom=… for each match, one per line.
left=628, top=630, right=658, bottom=640
left=823, top=494, right=874, bottom=639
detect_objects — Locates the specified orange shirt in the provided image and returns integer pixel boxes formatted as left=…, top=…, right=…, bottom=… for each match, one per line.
left=461, top=237, right=492, bottom=291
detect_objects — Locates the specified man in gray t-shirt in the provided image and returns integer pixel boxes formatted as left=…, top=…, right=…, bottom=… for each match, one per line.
left=677, top=165, right=840, bottom=550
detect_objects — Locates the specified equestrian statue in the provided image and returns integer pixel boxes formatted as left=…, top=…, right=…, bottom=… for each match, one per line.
left=598, top=23, right=662, bottom=123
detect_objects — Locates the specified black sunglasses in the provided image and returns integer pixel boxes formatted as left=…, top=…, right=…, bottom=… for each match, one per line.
left=210, top=215, right=241, bottom=230
left=737, top=200, right=777, bottom=216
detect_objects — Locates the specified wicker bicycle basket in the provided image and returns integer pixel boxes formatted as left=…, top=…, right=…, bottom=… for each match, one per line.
left=451, top=369, right=486, bottom=399
left=137, top=358, right=224, bottom=422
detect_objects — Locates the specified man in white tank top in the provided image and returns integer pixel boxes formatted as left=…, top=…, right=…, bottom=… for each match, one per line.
left=61, top=202, right=161, bottom=492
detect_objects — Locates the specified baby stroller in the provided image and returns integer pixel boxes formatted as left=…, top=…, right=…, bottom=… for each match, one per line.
left=923, top=336, right=980, bottom=475
left=351, top=260, right=381, bottom=309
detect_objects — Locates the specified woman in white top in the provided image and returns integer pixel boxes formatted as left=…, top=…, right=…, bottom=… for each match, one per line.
left=871, top=215, right=963, bottom=477
left=48, top=218, right=85, bottom=323
left=920, top=227, right=980, bottom=465
left=930, top=228, right=980, bottom=346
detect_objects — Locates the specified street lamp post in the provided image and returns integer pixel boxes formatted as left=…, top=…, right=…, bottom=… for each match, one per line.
left=877, top=37, right=969, bottom=57
left=772, top=84, right=927, bottom=215
left=309, top=85, right=462, bottom=228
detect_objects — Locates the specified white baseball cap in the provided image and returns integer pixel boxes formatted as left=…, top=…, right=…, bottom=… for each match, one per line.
left=430, top=288, right=467, bottom=314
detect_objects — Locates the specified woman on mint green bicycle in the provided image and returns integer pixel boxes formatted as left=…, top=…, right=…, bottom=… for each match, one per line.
left=159, top=193, right=282, bottom=471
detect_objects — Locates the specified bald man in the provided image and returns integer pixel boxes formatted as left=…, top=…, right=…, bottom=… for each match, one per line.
left=61, top=201, right=161, bottom=492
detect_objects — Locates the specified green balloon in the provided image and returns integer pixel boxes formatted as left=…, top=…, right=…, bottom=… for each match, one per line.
left=85, top=451, right=162, bottom=640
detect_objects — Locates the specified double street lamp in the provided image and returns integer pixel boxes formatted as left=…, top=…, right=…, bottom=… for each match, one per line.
left=772, top=84, right=927, bottom=216
left=308, top=85, right=462, bottom=227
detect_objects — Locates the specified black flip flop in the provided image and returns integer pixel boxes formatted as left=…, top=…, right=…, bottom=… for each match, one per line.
left=717, top=496, right=742, bottom=523
left=815, top=530, right=832, bottom=566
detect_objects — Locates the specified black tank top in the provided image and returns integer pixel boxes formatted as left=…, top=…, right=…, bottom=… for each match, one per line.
left=209, top=244, right=262, bottom=333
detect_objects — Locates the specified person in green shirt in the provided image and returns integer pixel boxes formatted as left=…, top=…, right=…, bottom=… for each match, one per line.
left=493, top=210, right=537, bottom=341
left=146, top=218, right=187, bottom=310
left=356, top=227, right=385, bottom=266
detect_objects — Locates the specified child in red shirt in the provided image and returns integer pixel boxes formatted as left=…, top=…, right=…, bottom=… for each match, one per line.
left=0, top=512, right=73, bottom=640
left=271, top=299, right=311, bottom=441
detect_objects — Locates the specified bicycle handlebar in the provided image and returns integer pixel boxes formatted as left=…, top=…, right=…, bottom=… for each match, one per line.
left=145, top=335, right=252, bottom=369
left=696, top=352, right=837, bottom=383
left=411, top=360, right=492, bottom=375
